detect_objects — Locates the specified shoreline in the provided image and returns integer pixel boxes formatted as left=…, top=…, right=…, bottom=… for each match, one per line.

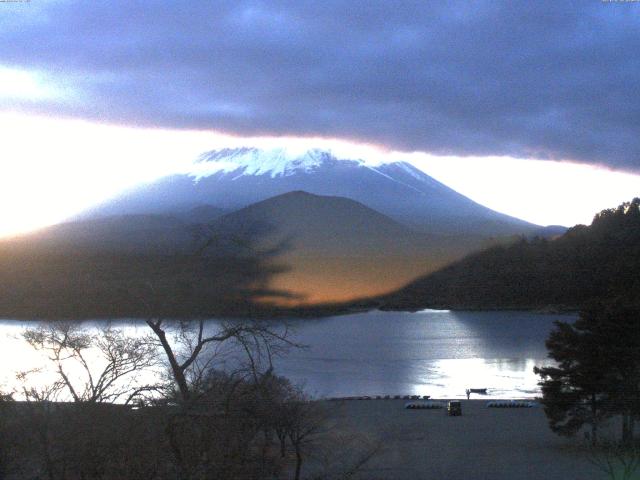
left=0, top=303, right=579, bottom=322
left=322, top=395, right=541, bottom=402
left=327, top=398, right=604, bottom=480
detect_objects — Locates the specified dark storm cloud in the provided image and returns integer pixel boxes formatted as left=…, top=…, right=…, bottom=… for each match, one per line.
left=1, top=0, right=639, bottom=169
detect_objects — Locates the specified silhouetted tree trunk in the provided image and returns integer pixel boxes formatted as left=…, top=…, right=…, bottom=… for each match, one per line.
left=145, top=319, right=192, bottom=402
left=277, top=429, right=287, bottom=458
left=591, top=393, right=599, bottom=446
left=623, top=413, right=634, bottom=445
left=294, top=443, right=303, bottom=480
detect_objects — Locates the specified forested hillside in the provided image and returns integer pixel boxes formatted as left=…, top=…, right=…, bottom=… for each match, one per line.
left=382, top=199, right=640, bottom=311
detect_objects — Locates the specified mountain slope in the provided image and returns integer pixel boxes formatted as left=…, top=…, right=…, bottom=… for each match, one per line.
left=82, top=148, right=538, bottom=236
left=209, top=191, right=487, bottom=303
left=382, top=199, right=640, bottom=311
left=20, top=214, right=194, bottom=254
left=212, top=190, right=430, bottom=254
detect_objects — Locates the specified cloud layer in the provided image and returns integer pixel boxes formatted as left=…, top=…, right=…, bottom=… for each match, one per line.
left=1, top=0, right=639, bottom=170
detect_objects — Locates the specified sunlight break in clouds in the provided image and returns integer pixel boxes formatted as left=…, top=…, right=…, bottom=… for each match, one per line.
left=0, top=67, right=57, bottom=101
left=0, top=112, right=639, bottom=237
left=408, top=154, right=640, bottom=227
left=0, top=112, right=227, bottom=236
left=0, top=113, right=388, bottom=237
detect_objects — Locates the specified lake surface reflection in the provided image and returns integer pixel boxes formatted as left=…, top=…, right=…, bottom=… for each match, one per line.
left=272, top=310, right=575, bottom=399
left=0, top=310, right=574, bottom=400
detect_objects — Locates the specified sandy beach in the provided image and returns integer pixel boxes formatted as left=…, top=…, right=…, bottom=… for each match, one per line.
left=327, top=399, right=606, bottom=480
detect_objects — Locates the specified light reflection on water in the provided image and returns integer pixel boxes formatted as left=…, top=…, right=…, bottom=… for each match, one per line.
left=0, top=310, right=574, bottom=400
left=271, top=310, right=574, bottom=399
left=420, top=358, right=545, bottom=399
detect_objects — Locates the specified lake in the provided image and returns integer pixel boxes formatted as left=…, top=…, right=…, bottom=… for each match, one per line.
left=0, top=310, right=573, bottom=400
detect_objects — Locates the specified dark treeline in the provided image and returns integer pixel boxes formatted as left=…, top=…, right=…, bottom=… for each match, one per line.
left=383, top=198, right=640, bottom=311
left=0, top=373, right=354, bottom=480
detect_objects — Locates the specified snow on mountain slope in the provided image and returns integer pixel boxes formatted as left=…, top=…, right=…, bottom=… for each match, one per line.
left=191, top=147, right=448, bottom=195
left=191, top=147, right=333, bottom=178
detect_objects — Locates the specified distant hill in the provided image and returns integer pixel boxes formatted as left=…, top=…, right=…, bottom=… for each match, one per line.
left=212, top=190, right=441, bottom=255
left=81, top=147, right=539, bottom=237
left=382, top=199, right=640, bottom=311
left=206, top=191, right=492, bottom=303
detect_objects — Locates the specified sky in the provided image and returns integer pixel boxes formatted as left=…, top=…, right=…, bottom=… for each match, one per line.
left=0, top=1, right=639, bottom=236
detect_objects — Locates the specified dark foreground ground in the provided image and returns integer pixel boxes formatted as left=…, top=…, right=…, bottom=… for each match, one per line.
left=328, top=399, right=606, bottom=480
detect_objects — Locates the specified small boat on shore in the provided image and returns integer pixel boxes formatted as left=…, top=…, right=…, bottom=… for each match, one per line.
left=405, top=401, right=444, bottom=409
left=487, top=400, right=537, bottom=408
left=469, top=388, right=488, bottom=394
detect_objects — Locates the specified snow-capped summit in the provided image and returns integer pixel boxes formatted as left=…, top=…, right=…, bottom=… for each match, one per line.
left=191, top=147, right=364, bottom=179
left=190, top=147, right=448, bottom=195
left=83, top=146, right=537, bottom=236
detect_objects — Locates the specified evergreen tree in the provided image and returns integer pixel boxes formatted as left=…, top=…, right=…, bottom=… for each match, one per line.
left=535, top=301, right=640, bottom=445
left=534, top=317, right=611, bottom=445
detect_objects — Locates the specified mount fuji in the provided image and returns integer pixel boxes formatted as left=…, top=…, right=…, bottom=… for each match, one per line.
left=0, top=148, right=550, bottom=313
left=84, top=148, right=537, bottom=236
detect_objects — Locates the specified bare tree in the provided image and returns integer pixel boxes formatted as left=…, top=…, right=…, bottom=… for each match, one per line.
left=286, top=396, right=328, bottom=480
left=21, top=322, right=161, bottom=404
left=144, top=317, right=295, bottom=404
left=265, top=382, right=382, bottom=480
left=137, top=317, right=297, bottom=480
left=257, top=381, right=335, bottom=480
left=14, top=323, right=164, bottom=479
